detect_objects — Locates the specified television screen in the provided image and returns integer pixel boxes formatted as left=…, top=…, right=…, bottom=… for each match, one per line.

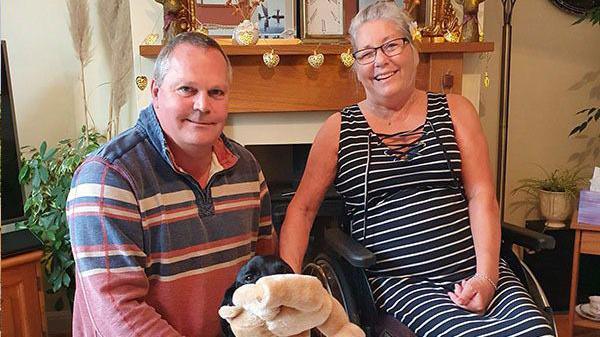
left=1, top=40, right=27, bottom=225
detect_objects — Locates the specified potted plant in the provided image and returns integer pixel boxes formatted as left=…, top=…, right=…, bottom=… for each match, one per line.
left=18, top=128, right=103, bottom=309
left=512, top=167, right=585, bottom=228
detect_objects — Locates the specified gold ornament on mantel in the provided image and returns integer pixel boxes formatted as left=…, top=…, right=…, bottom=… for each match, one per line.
left=457, top=0, right=486, bottom=42
left=340, top=49, right=354, bottom=68
left=308, top=50, right=324, bottom=69
left=142, top=33, right=160, bottom=45
left=263, top=49, right=280, bottom=68
left=421, top=0, right=460, bottom=42
left=155, top=0, right=191, bottom=45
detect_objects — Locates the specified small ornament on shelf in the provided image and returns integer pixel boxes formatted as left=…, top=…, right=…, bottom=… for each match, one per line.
left=155, top=0, right=191, bottom=45
left=457, top=0, right=486, bottom=42
left=421, top=0, right=460, bottom=43
left=142, top=33, right=160, bottom=45
left=233, top=20, right=260, bottom=45
left=340, top=49, right=354, bottom=68
left=226, top=0, right=263, bottom=45
left=308, top=50, right=324, bottom=69
left=263, top=49, right=280, bottom=68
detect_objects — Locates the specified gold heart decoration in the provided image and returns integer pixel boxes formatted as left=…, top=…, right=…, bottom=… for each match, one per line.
left=263, top=50, right=280, bottom=69
left=142, top=33, right=159, bottom=45
left=308, top=51, right=324, bottom=69
left=340, top=49, right=354, bottom=68
left=135, top=75, right=148, bottom=91
left=237, top=31, right=255, bottom=46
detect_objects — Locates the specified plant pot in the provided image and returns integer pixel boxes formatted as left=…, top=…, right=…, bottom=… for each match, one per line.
left=539, top=190, right=572, bottom=229
left=232, top=20, right=259, bottom=46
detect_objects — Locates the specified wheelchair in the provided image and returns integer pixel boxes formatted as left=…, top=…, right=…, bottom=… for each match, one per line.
left=274, top=195, right=558, bottom=337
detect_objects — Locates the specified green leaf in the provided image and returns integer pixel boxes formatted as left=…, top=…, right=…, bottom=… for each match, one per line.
left=32, top=170, right=41, bottom=188
left=51, top=278, right=62, bottom=293
left=18, top=165, right=30, bottom=183
left=62, top=273, right=71, bottom=287
left=43, top=147, right=57, bottom=161
left=39, top=166, right=50, bottom=183
left=40, top=141, right=47, bottom=158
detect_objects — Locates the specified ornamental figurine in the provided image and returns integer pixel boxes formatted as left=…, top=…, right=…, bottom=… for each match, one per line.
left=421, top=0, right=460, bottom=40
left=155, top=0, right=191, bottom=44
left=457, top=0, right=486, bottom=42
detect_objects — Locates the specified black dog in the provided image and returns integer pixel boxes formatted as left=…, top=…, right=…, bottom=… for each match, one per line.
left=220, top=255, right=294, bottom=337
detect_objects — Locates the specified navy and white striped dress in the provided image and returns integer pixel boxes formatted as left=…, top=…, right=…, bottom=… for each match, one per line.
left=334, top=93, right=554, bottom=337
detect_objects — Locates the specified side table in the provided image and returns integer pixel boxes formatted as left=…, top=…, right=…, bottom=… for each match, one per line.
left=524, top=220, right=574, bottom=312
left=567, top=215, right=600, bottom=336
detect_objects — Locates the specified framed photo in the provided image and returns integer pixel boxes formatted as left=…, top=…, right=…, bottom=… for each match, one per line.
left=193, top=1, right=297, bottom=38
left=251, top=0, right=297, bottom=38
left=300, top=0, right=357, bottom=40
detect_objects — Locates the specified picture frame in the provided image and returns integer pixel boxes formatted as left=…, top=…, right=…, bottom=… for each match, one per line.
left=193, top=1, right=238, bottom=37
left=193, top=1, right=297, bottom=38
left=251, top=0, right=297, bottom=38
left=299, top=0, right=357, bottom=40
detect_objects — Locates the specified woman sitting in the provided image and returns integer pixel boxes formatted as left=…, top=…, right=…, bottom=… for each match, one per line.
left=279, top=1, right=555, bottom=336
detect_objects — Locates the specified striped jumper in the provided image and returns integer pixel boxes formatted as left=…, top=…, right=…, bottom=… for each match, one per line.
left=334, top=93, right=554, bottom=337
left=67, top=105, right=276, bottom=337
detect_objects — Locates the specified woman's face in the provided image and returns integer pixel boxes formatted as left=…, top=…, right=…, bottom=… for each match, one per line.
left=353, top=19, right=417, bottom=103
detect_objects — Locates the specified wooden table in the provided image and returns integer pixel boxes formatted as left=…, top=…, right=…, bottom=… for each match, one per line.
left=567, top=215, right=600, bottom=336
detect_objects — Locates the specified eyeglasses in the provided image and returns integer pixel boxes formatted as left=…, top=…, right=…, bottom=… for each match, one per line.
left=352, top=37, right=410, bottom=65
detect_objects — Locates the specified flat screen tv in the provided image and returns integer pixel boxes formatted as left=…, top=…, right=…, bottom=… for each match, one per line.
left=1, top=40, right=27, bottom=226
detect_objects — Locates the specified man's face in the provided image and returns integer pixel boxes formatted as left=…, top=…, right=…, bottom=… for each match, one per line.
left=151, top=44, right=230, bottom=151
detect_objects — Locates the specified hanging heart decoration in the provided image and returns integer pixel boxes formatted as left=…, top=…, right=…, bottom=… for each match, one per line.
left=263, top=50, right=280, bottom=68
left=308, top=51, right=324, bottom=69
left=340, top=49, right=354, bottom=68
left=135, top=75, right=148, bottom=91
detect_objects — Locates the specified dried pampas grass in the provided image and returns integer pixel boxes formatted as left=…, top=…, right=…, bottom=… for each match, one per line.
left=67, top=0, right=94, bottom=136
left=98, top=0, right=133, bottom=139
left=67, top=0, right=92, bottom=66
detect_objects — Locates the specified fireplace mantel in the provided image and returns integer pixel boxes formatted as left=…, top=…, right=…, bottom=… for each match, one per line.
left=140, top=42, right=493, bottom=113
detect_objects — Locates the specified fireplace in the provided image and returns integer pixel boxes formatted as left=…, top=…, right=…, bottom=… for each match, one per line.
left=245, top=143, right=344, bottom=233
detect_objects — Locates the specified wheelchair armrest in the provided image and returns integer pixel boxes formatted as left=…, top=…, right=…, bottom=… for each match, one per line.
left=324, top=226, right=377, bottom=268
left=501, top=222, right=555, bottom=252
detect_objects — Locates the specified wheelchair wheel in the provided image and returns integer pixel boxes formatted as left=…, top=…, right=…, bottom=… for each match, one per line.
left=303, top=253, right=361, bottom=336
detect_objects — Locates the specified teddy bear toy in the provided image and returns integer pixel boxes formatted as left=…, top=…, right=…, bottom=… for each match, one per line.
left=219, top=274, right=365, bottom=337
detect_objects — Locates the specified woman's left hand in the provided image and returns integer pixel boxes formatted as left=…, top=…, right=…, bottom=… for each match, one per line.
left=448, top=277, right=496, bottom=314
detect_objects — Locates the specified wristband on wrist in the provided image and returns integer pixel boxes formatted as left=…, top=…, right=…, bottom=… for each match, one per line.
left=473, top=273, right=497, bottom=291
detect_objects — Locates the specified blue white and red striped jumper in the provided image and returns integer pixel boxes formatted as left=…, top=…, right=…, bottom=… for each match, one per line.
left=67, top=105, right=276, bottom=337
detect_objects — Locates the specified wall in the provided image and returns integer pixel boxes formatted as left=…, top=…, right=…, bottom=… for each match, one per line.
left=129, top=0, right=483, bottom=146
left=1, top=0, right=136, bottom=149
left=481, top=0, right=600, bottom=225
left=6, top=1, right=595, bottom=224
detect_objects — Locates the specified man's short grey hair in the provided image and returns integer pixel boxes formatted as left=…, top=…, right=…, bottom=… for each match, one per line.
left=348, top=1, right=414, bottom=50
left=153, top=32, right=233, bottom=87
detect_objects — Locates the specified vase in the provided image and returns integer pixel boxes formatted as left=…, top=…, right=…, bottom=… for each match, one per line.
left=539, top=190, right=572, bottom=229
left=233, top=20, right=259, bottom=46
